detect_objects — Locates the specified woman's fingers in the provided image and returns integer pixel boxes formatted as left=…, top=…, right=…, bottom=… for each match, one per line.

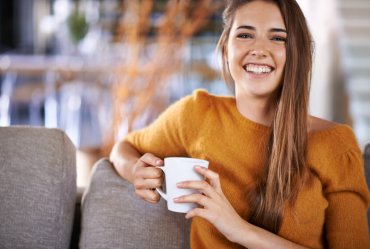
left=139, top=153, right=163, bottom=166
left=132, top=153, right=164, bottom=204
left=135, top=165, right=163, bottom=179
left=174, top=166, right=246, bottom=242
left=177, top=179, right=216, bottom=199
left=175, top=166, right=234, bottom=217
left=135, top=189, right=161, bottom=203
left=194, top=166, right=222, bottom=191
left=134, top=177, right=163, bottom=189
left=176, top=166, right=222, bottom=198
left=185, top=207, right=215, bottom=220
left=174, top=193, right=223, bottom=222
left=174, top=193, right=209, bottom=207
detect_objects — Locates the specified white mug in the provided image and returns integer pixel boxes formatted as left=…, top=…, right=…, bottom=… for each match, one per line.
left=156, top=157, right=209, bottom=213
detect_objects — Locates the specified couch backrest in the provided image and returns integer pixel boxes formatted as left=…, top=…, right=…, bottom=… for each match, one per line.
left=364, top=144, right=370, bottom=187
left=364, top=143, right=370, bottom=231
left=0, top=126, right=76, bottom=249
left=80, top=158, right=191, bottom=249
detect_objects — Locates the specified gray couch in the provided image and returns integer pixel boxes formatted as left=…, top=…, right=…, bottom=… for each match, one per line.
left=0, top=126, right=190, bottom=249
left=79, top=158, right=191, bottom=249
left=0, top=126, right=369, bottom=248
left=0, top=127, right=76, bottom=249
left=365, top=143, right=370, bottom=230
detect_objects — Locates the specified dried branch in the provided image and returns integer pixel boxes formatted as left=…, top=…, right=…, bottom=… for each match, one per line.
left=102, top=0, right=223, bottom=154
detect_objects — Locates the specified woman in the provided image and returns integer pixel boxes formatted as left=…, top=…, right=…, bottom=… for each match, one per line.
left=110, top=0, right=369, bottom=248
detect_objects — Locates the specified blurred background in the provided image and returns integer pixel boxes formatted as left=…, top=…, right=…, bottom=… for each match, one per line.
left=0, top=0, right=369, bottom=186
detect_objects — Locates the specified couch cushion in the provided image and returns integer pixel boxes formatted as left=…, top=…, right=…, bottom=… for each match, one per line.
left=80, top=158, right=190, bottom=249
left=0, top=126, right=76, bottom=249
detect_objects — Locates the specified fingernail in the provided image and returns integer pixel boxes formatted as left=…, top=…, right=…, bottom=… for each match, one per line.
left=156, top=160, right=162, bottom=165
left=173, top=197, right=179, bottom=202
left=176, top=182, right=183, bottom=187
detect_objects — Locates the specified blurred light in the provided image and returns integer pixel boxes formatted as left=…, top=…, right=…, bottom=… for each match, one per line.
left=68, top=95, right=82, bottom=111
left=0, top=56, right=10, bottom=70
left=53, top=0, right=72, bottom=22
left=40, top=15, right=56, bottom=35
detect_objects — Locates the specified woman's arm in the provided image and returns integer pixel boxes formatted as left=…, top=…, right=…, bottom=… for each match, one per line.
left=236, top=222, right=309, bottom=249
left=110, top=140, right=164, bottom=204
left=175, top=166, right=310, bottom=249
left=110, top=140, right=142, bottom=182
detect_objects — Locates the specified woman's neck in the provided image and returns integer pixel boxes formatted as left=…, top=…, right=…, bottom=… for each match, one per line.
left=235, top=97, right=275, bottom=127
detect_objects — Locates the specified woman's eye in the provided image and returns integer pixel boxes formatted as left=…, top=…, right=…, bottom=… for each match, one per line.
left=272, top=36, right=287, bottom=42
left=237, top=33, right=253, bottom=39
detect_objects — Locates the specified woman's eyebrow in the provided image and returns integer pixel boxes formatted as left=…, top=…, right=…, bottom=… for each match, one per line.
left=236, top=25, right=287, bottom=34
left=270, top=28, right=287, bottom=33
left=236, top=25, right=255, bottom=31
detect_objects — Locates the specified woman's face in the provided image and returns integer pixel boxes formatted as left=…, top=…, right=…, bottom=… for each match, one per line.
left=227, top=1, right=287, bottom=101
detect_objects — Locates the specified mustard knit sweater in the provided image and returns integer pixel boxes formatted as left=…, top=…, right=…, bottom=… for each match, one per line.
left=125, top=90, right=370, bottom=249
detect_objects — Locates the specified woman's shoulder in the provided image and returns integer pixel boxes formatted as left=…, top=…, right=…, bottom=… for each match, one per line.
left=181, top=89, right=234, bottom=110
left=307, top=116, right=361, bottom=158
left=308, top=116, right=337, bottom=132
left=306, top=117, right=368, bottom=205
left=308, top=116, right=356, bottom=139
left=191, top=89, right=233, bottom=101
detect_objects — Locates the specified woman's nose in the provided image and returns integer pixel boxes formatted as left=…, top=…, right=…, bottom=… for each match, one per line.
left=251, top=49, right=267, bottom=58
left=250, top=38, right=268, bottom=58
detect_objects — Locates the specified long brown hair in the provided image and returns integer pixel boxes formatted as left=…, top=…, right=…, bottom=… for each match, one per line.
left=217, top=0, right=313, bottom=233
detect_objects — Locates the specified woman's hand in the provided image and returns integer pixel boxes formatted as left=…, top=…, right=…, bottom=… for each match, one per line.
left=132, top=153, right=164, bottom=204
left=173, top=166, right=248, bottom=243
left=174, top=166, right=311, bottom=249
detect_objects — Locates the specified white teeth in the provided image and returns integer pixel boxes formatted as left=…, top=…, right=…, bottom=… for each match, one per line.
left=245, top=64, right=272, bottom=74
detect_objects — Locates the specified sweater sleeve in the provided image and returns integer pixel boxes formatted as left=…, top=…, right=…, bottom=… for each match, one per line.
left=322, top=132, right=370, bottom=249
left=123, top=90, right=209, bottom=159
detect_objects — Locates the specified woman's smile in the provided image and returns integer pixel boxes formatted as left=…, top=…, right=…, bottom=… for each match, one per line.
left=243, top=63, right=275, bottom=78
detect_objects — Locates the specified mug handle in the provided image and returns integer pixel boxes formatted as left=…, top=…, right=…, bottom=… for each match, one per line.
left=155, top=166, right=167, bottom=200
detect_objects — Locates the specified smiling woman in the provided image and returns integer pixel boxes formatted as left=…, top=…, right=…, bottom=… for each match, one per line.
left=216, top=0, right=310, bottom=234
left=109, top=1, right=370, bottom=249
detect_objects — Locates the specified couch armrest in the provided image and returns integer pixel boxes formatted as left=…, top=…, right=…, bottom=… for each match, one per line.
left=79, top=158, right=190, bottom=249
left=0, top=126, right=76, bottom=249
left=364, top=143, right=370, bottom=231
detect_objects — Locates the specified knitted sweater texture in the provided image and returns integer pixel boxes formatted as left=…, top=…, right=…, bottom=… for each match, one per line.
left=125, top=90, right=369, bottom=249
